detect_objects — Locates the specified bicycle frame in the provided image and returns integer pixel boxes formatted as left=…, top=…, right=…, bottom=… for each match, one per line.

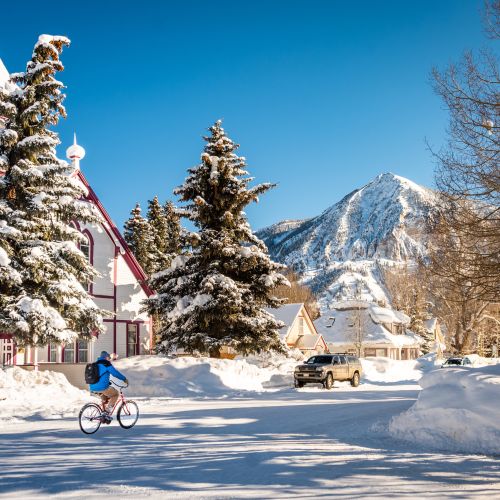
left=97, top=381, right=131, bottom=416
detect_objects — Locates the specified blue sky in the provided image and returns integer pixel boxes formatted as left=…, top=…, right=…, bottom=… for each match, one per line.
left=0, top=0, right=490, bottom=230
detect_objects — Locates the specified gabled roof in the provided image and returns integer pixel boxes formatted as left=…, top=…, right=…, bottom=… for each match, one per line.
left=315, top=307, right=422, bottom=348
left=296, top=334, right=326, bottom=350
left=77, top=171, right=153, bottom=297
left=370, top=305, right=410, bottom=326
left=265, top=303, right=304, bottom=340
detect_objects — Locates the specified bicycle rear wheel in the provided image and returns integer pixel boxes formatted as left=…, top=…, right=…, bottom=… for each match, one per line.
left=79, top=403, right=102, bottom=434
left=117, top=400, right=139, bottom=429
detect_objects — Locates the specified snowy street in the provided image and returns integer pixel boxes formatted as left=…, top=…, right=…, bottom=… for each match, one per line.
left=1, top=381, right=498, bottom=499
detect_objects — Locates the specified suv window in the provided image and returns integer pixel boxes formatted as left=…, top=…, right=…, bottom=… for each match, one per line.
left=306, top=355, right=333, bottom=364
left=347, top=356, right=357, bottom=363
left=340, top=355, right=347, bottom=364
left=332, top=355, right=341, bottom=365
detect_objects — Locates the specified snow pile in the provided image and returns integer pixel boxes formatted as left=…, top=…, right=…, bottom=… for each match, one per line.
left=361, top=358, right=424, bottom=384
left=0, top=366, right=87, bottom=423
left=361, top=354, right=443, bottom=384
left=241, top=349, right=305, bottom=388
left=114, top=354, right=298, bottom=397
left=389, top=364, right=500, bottom=455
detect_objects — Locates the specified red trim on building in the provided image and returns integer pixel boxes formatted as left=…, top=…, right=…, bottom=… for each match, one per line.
left=77, top=171, right=153, bottom=297
left=113, top=246, right=118, bottom=353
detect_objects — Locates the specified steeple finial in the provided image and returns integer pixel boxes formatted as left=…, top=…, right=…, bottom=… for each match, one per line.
left=66, top=133, right=86, bottom=169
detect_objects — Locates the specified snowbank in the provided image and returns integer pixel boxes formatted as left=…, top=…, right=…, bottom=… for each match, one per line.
left=0, top=366, right=87, bottom=423
left=361, top=358, right=422, bottom=384
left=389, top=364, right=500, bottom=455
left=361, top=355, right=440, bottom=384
left=240, top=349, right=304, bottom=389
left=114, top=354, right=301, bottom=398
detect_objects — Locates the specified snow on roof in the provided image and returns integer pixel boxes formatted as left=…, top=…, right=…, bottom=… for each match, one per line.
left=370, top=305, right=410, bottom=325
left=332, top=300, right=370, bottom=311
left=265, top=303, right=303, bottom=340
left=315, top=306, right=421, bottom=347
left=0, top=59, right=9, bottom=84
left=295, top=334, right=322, bottom=350
left=0, top=58, right=12, bottom=90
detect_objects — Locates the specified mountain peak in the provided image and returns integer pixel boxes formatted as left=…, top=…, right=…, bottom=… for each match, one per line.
left=258, top=173, right=438, bottom=308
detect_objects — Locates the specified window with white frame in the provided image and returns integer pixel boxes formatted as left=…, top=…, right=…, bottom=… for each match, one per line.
left=78, top=339, right=89, bottom=363
left=48, top=344, right=58, bottom=362
left=63, top=342, right=75, bottom=363
left=61, top=339, right=90, bottom=363
left=298, top=317, right=304, bottom=336
left=127, top=323, right=139, bottom=357
left=80, top=234, right=92, bottom=291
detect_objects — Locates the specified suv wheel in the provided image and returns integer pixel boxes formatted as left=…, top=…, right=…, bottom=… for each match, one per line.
left=351, top=372, right=360, bottom=387
left=323, top=373, right=334, bottom=390
left=294, top=380, right=304, bottom=388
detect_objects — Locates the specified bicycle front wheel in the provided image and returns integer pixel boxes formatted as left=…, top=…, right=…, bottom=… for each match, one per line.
left=117, top=400, right=139, bottom=429
left=79, top=403, right=102, bottom=434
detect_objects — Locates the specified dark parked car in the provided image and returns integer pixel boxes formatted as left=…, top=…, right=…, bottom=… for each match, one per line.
left=294, top=354, right=363, bottom=389
left=441, top=356, right=473, bottom=368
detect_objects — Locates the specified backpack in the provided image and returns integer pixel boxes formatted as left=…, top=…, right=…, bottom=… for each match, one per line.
left=85, top=361, right=104, bottom=384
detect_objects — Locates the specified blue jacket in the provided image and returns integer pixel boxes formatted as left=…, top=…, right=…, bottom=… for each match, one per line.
left=89, top=355, right=126, bottom=392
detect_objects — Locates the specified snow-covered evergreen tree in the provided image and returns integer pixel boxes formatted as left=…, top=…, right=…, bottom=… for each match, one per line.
left=124, top=202, right=153, bottom=272
left=145, top=196, right=170, bottom=274
left=0, top=73, right=22, bottom=330
left=0, top=35, right=105, bottom=346
left=147, top=120, right=288, bottom=356
left=162, top=200, right=183, bottom=263
left=409, top=287, right=433, bottom=354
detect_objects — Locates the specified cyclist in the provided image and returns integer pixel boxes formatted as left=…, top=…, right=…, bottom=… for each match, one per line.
left=89, top=351, right=128, bottom=423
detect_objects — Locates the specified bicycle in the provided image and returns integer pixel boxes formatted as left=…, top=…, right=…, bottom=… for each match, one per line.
left=78, top=380, right=139, bottom=434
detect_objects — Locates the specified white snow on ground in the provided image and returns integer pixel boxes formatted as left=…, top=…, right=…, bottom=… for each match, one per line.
left=0, top=366, right=87, bottom=423
left=389, top=363, right=500, bottom=455
left=1, top=355, right=499, bottom=498
left=1, top=378, right=499, bottom=499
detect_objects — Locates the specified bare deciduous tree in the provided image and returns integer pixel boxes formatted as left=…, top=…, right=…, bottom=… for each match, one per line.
left=426, top=221, right=493, bottom=354
left=382, top=264, right=435, bottom=353
left=274, top=270, right=320, bottom=320
left=431, top=0, right=499, bottom=301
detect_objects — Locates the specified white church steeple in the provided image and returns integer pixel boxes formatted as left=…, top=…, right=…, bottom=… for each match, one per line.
left=66, top=133, right=86, bottom=170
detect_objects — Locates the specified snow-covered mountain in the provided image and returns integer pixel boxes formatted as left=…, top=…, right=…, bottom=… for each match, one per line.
left=257, top=172, right=438, bottom=309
